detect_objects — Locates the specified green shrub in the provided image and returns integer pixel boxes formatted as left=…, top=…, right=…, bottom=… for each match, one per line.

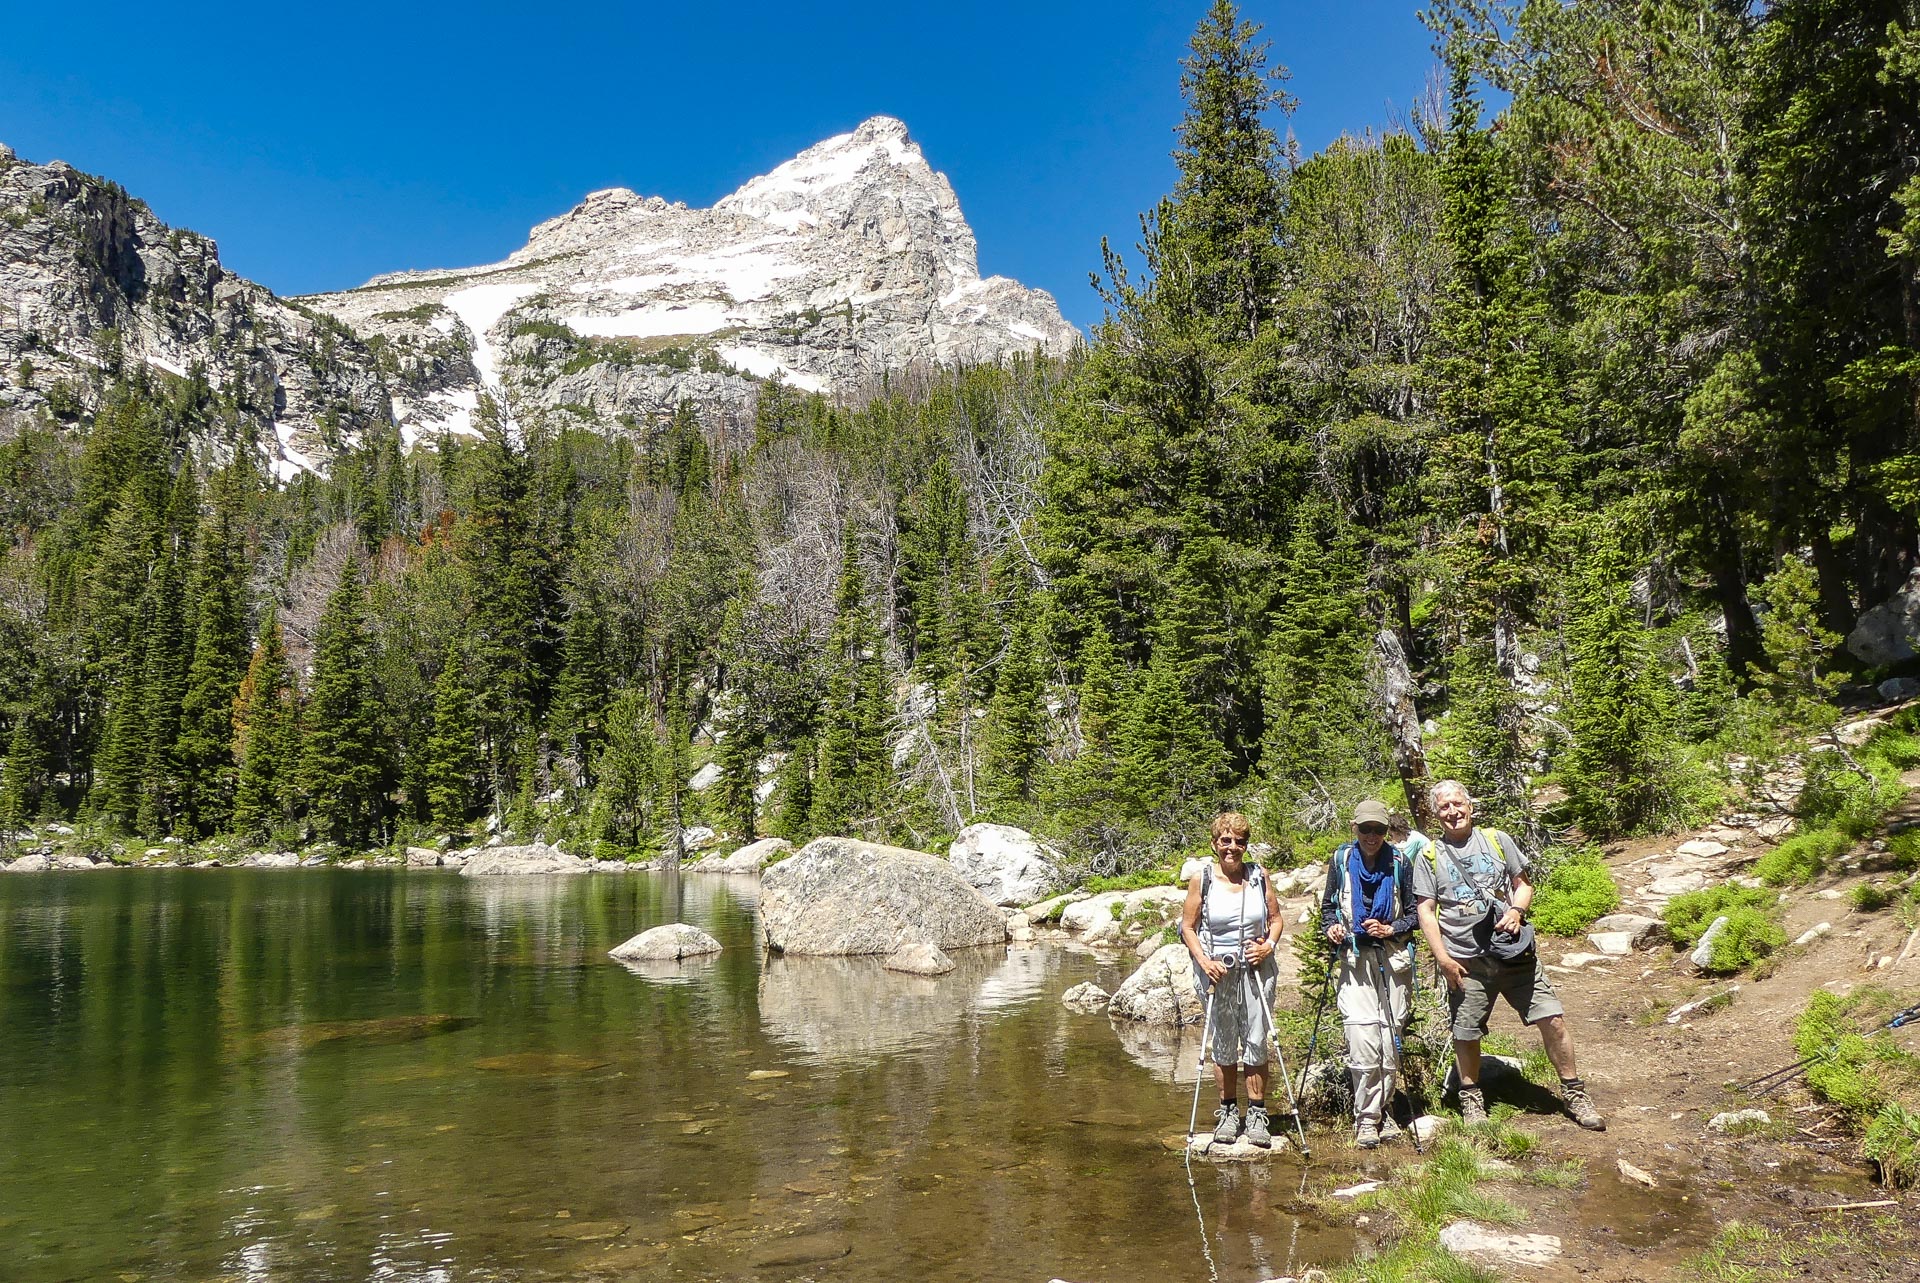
left=1754, top=827, right=1851, bottom=886
left=1889, top=829, right=1920, bottom=869
left=1793, top=990, right=1920, bottom=1187
left=1529, top=850, right=1620, bottom=935
left=1863, top=1103, right=1920, bottom=1189
left=1663, top=884, right=1787, bottom=972
left=1853, top=881, right=1899, bottom=912
left=1083, top=864, right=1178, bottom=894
left=1796, top=748, right=1907, bottom=838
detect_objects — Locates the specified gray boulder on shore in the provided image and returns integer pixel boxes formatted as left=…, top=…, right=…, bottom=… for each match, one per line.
left=459, top=844, right=590, bottom=877
left=945, top=822, right=1064, bottom=907
left=759, top=836, right=1008, bottom=956
left=1108, top=943, right=1205, bottom=1026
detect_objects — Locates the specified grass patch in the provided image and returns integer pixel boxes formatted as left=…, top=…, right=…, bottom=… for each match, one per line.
left=1756, top=827, right=1852, bottom=886
left=1664, top=884, right=1787, bottom=973
left=1526, top=1158, right=1587, bottom=1189
left=1082, top=864, right=1178, bottom=894
left=1529, top=847, right=1620, bottom=935
left=1684, top=1216, right=1903, bottom=1283
left=1795, top=988, right=1920, bottom=1187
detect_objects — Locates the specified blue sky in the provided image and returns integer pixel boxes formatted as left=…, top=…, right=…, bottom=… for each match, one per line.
left=0, top=2, right=1442, bottom=331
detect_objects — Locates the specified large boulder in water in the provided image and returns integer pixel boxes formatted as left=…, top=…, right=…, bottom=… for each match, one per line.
left=1108, top=942, right=1205, bottom=1026
left=609, top=923, right=723, bottom=961
left=759, top=836, right=1008, bottom=955
left=460, top=843, right=590, bottom=877
left=945, top=822, right=1065, bottom=906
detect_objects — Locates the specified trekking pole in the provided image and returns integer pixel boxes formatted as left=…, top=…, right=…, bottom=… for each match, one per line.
left=1269, top=1020, right=1311, bottom=1156
left=1736, top=1002, right=1920, bottom=1096
left=1187, top=980, right=1221, bottom=1141
left=1294, top=955, right=1338, bottom=1113
left=1369, top=955, right=1420, bottom=1154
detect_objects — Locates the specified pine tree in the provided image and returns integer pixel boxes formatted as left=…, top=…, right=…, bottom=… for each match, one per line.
left=0, top=705, right=50, bottom=836
left=425, top=643, right=478, bottom=832
left=1561, top=518, right=1681, bottom=837
left=592, top=688, right=661, bottom=855
left=772, top=736, right=815, bottom=843
left=983, top=604, right=1046, bottom=807
left=1039, top=0, right=1297, bottom=768
left=135, top=468, right=197, bottom=834
left=231, top=609, right=298, bottom=843
left=172, top=483, right=247, bottom=837
left=1116, top=647, right=1224, bottom=834
left=810, top=533, right=892, bottom=836
left=714, top=709, right=762, bottom=841
left=549, top=587, right=610, bottom=788
left=1260, top=505, right=1378, bottom=825
left=300, top=559, right=385, bottom=847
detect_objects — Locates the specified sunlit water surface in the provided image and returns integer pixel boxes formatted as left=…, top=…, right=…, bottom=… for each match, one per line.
left=0, top=870, right=1352, bottom=1282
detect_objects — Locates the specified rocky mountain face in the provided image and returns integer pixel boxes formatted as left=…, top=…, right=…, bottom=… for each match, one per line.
left=0, top=118, right=1078, bottom=474
left=0, top=143, right=390, bottom=479
left=300, top=116, right=1078, bottom=448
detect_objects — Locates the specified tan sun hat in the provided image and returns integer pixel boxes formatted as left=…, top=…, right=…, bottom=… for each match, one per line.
left=1352, top=799, right=1391, bottom=827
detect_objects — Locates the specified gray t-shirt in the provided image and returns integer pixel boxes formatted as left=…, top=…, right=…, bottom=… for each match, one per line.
left=1411, top=828, right=1527, bottom=960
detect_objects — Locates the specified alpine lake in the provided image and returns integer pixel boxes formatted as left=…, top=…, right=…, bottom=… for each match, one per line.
left=0, top=868, right=1357, bottom=1283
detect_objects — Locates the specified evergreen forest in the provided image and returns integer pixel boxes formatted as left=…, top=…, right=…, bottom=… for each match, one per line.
left=3, top=0, right=1918, bottom=875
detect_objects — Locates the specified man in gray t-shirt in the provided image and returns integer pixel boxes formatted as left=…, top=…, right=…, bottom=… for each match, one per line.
left=1413, top=780, right=1606, bottom=1131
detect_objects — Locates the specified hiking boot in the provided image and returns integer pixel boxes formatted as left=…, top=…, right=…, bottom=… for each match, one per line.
left=1458, top=1085, right=1488, bottom=1126
left=1211, top=1102, right=1242, bottom=1144
left=1378, top=1115, right=1403, bottom=1142
left=1355, top=1119, right=1380, bottom=1150
left=1243, top=1105, right=1272, bottom=1148
left=1563, top=1082, right=1607, bottom=1131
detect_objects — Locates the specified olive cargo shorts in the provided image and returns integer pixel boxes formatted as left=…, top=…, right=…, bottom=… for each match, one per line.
left=1446, top=953, right=1565, bottom=1042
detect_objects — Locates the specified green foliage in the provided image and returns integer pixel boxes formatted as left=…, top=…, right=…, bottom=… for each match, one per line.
left=1852, top=881, right=1899, bottom=912
left=1795, top=989, right=1920, bottom=1188
left=1795, top=749, right=1906, bottom=839
left=299, top=559, right=385, bottom=848
left=1528, top=848, right=1619, bottom=936
left=1561, top=517, right=1684, bottom=837
left=1663, top=884, right=1786, bottom=973
left=1754, top=827, right=1851, bottom=887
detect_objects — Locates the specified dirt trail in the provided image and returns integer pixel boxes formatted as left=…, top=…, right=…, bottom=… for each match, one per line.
left=1305, top=750, right=1920, bottom=1280
left=1420, top=768, right=1920, bottom=1275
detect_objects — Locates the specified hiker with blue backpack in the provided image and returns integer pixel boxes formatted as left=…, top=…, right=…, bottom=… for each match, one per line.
left=1319, top=799, right=1419, bottom=1149
left=1413, top=779, right=1606, bottom=1131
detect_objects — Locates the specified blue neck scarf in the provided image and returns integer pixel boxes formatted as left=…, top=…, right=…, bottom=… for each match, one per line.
left=1347, top=845, right=1395, bottom=927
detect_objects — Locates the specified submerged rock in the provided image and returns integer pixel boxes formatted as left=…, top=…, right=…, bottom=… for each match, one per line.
left=1060, top=982, right=1111, bottom=1013
left=759, top=836, right=1006, bottom=955
left=609, top=924, right=723, bottom=962
left=883, top=942, right=955, bottom=975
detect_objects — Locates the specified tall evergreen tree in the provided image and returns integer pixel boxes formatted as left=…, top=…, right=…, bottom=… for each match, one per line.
left=983, top=603, right=1046, bottom=807
left=1561, top=517, right=1682, bottom=837
left=299, top=559, right=385, bottom=847
left=172, top=480, right=248, bottom=836
left=425, top=643, right=479, bottom=832
left=231, top=608, right=298, bottom=843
